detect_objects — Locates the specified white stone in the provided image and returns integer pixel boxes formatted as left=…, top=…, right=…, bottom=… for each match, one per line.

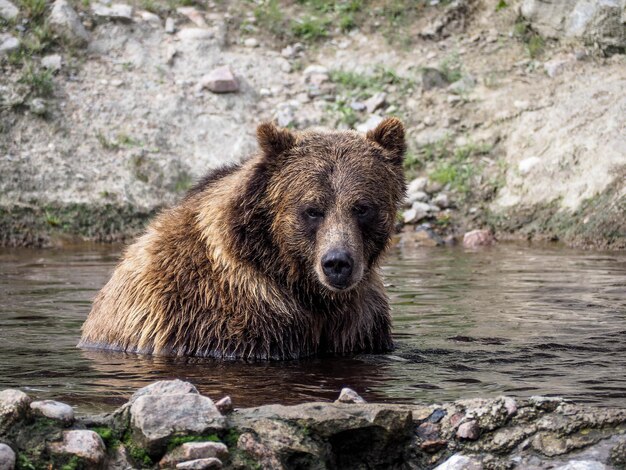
left=407, top=176, right=428, bottom=194
left=407, top=190, right=429, bottom=204
left=544, top=58, right=570, bottom=78
left=31, top=400, right=75, bottom=422
left=554, top=461, right=608, bottom=470
left=92, top=3, right=134, bottom=22
left=433, top=193, right=450, bottom=209
left=434, top=453, right=483, bottom=470
left=518, top=156, right=541, bottom=175
left=0, top=443, right=16, bottom=470
left=363, top=92, right=387, bottom=113
left=177, top=28, right=213, bottom=40
left=165, top=17, right=176, bottom=33
left=243, top=37, right=259, bottom=47
left=176, top=458, right=222, bottom=469
left=336, top=387, right=366, bottom=404
left=403, top=202, right=431, bottom=224
left=0, top=0, right=18, bottom=21
left=139, top=10, right=160, bottom=24
left=41, top=54, right=62, bottom=71
left=303, top=64, right=328, bottom=76
left=0, top=34, right=19, bottom=56
left=356, top=114, right=384, bottom=133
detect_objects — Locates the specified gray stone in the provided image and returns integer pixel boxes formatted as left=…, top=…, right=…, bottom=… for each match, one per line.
left=350, top=101, right=366, bottom=111
left=422, top=67, right=449, bottom=90
left=41, top=54, right=62, bottom=71
left=130, top=379, right=199, bottom=404
left=130, top=394, right=226, bottom=456
left=0, top=34, right=19, bottom=57
left=165, top=17, right=176, bottom=33
left=243, top=37, right=259, bottom=47
left=177, top=28, right=213, bottom=40
left=0, top=389, right=30, bottom=433
left=456, top=420, right=480, bottom=440
left=407, top=176, right=428, bottom=194
left=544, top=58, right=571, bottom=78
left=176, top=458, right=222, bottom=469
left=199, top=65, right=239, bottom=94
left=448, top=75, right=476, bottom=95
left=177, top=6, right=207, bottom=27
left=92, top=3, right=134, bottom=22
left=434, top=453, right=483, bottom=470
left=403, top=201, right=431, bottom=224
left=49, top=0, right=90, bottom=46
left=407, top=190, right=429, bottom=204
left=0, top=443, right=15, bottom=470
left=215, top=396, right=233, bottom=414
left=554, top=461, right=607, bottom=470
left=356, top=114, right=384, bottom=133
left=139, top=10, right=160, bottom=24
left=363, top=92, right=387, bottom=113
left=303, top=64, right=328, bottom=76
left=30, top=400, right=74, bottom=422
left=518, top=156, right=541, bottom=175
left=48, top=430, right=106, bottom=467
left=336, top=388, right=366, bottom=404
left=0, top=0, right=18, bottom=21
left=433, top=193, right=450, bottom=209
left=161, top=442, right=228, bottom=467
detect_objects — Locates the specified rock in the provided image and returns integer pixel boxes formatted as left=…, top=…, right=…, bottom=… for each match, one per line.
left=165, top=17, right=176, bottom=33
left=41, top=54, right=62, bottom=71
left=363, top=92, right=387, bottom=113
left=434, top=453, right=483, bottom=470
left=554, top=461, right=607, bottom=470
left=281, top=45, right=295, bottom=58
left=160, top=442, right=228, bottom=468
left=350, top=101, right=366, bottom=111
left=408, top=176, right=428, bottom=194
left=423, top=116, right=435, bottom=126
left=399, top=225, right=444, bottom=247
left=0, top=389, right=30, bottom=433
left=274, top=101, right=298, bottom=128
left=407, top=190, right=429, bottom=204
left=303, top=65, right=328, bottom=76
left=139, top=10, right=160, bottom=24
left=177, top=7, right=207, bottom=27
left=48, top=430, right=106, bottom=467
left=463, top=229, right=496, bottom=248
left=177, top=28, right=213, bottom=40
left=243, top=37, right=259, bottom=47
left=176, top=459, right=222, bottom=469
left=0, top=0, right=18, bottom=21
left=403, top=201, right=431, bottom=224
left=433, top=193, right=450, bottom=209
left=130, top=394, right=226, bottom=456
left=456, top=420, right=480, bottom=440
left=49, top=0, right=90, bottom=46
left=0, top=443, right=15, bottom=470
left=448, top=75, right=476, bottom=95
left=518, top=156, right=541, bottom=175
left=544, top=58, right=570, bottom=78
left=30, top=400, right=74, bottom=423
left=356, top=114, right=384, bottom=133
left=0, top=34, right=19, bottom=57
left=92, top=3, right=134, bottom=22
left=130, top=379, right=199, bottom=404
left=215, top=396, right=233, bottom=414
left=425, top=179, right=444, bottom=194
left=336, top=388, right=366, bottom=404
left=422, top=67, right=449, bottom=90
left=199, top=66, right=239, bottom=94
left=416, top=422, right=440, bottom=440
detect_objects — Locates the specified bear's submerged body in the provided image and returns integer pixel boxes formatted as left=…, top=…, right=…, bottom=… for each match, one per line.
left=79, top=119, right=407, bottom=360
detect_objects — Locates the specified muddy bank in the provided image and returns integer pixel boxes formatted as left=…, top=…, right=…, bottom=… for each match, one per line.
left=1, top=380, right=626, bottom=469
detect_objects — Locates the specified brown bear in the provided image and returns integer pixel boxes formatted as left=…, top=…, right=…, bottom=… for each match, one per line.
left=79, top=117, right=407, bottom=360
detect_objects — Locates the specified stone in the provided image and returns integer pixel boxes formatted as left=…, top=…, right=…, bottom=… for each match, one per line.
left=544, top=59, right=570, bottom=78
left=48, top=430, right=106, bottom=467
left=160, top=442, right=228, bottom=468
left=399, top=226, right=444, bottom=247
left=363, top=92, right=387, bottom=113
left=416, top=422, right=440, bottom=440
left=433, top=193, right=450, bottom=209
left=177, top=28, right=213, bottom=40
left=199, top=65, right=239, bottom=94
left=518, top=156, right=541, bottom=175
left=281, top=45, right=295, bottom=58
left=92, top=3, right=134, bottom=22
left=0, top=34, right=19, bottom=57
left=456, top=420, right=480, bottom=440
left=130, top=379, right=199, bottom=404
left=41, top=54, right=62, bottom=71
left=407, top=190, right=429, bottom=204
left=463, top=229, right=496, bottom=248
left=407, top=177, right=428, bottom=194
left=215, top=396, right=233, bottom=414
left=303, top=64, right=328, bottom=76
left=0, top=443, right=15, bottom=470
left=434, top=453, right=483, bottom=470
left=0, top=0, right=18, bottom=21
left=356, top=114, right=384, bottom=133
left=448, top=75, right=476, bottom=95
left=0, top=389, right=30, bottom=433
left=49, top=0, right=90, bottom=46
left=403, top=201, right=431, bottom=224
left=553, top=461, right=607, bottom=470
left=30, top=400, right=74, bottom=423
left=177, top=6, right=207, bottom=27
left=350, top=101, right=366, bottom=111
left=243, top=37, right=259, bottom=47
left=425, top=179, right=444, bottom=194
left=165, top=17, right=176, bottom=33
left=422, top=67, right=449, bottom=90
left=176, top=459, right=222, bottom=469
left=336, top=388, right=366, bottom=404
left=130, top=394, right=226, bottom=456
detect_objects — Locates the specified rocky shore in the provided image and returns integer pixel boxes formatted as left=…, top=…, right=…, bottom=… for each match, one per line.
left=1, top=380, right=626, bottom=469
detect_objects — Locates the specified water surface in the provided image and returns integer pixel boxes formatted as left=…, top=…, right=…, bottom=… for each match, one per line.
left=0, top=242, right=624, bottom=413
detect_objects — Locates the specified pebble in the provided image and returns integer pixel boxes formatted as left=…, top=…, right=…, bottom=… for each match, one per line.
left=243, top=37, right=259, bottom=47
left=407, top=177, right=428, bottom=194
left=403, top=201, right=431, bottom=224
left=215, top=396, right=233, bottom=414
left=433, top=193, right=450, bottom=209
left=31, top=400, right=74, bottom=422
left=462, top=229, right=496, bottom=248
left=0, top=389, right=31, bottom=433
left=336, top=387, right=366, bottom=404
left=544, top=59, right=569, bottom=78
left=423, top=116, right=435, bottom=126
left=456, top=420, right=480, bottom=440
left=177, top=28, right=213, bottom=40
left=48, top=430, right=106, bottom=466
left=407, top=190, right=429, bottom=204
left=350, top=101, right=366, bottom=111
left=199, top=65, right=239, bottom=93
left=177, top=6, right=207, bottom=28
left=165, top=17, right=176, bottom=34
left=356, top=114, right=384, bottom=133
left=0, top=0, right=18, bottom=21
left=176, top=458, right=222, bottom=469
left=139, top=10, right=160, bottom=24
left=303, top=65, right=328, bottom=76
left=0, top=34, right=19, bottom=57
left=417, top=422, right=440, bottom=440
left=92, top=3, right=134, bottom=22
left=448, top=74, right=476, bottom=95
left=281, top=45, right=296, bottom=58
left=363, top=92, right=387, bottom=113
left=29, top=98, right=47, bottom=115
left=0, top=443, right=15, bottom=470
left=422, top=67, right=449, bottom=90
left=41, top=54, right=63, bottom=71
left=518, top=156, right=541, bottom=175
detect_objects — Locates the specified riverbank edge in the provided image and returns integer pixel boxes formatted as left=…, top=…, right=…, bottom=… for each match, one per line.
left=1, top=380, right=625, bottom=470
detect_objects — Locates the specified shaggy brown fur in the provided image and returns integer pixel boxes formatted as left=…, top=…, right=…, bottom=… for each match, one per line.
left=79, top=118, right=407, bottom=359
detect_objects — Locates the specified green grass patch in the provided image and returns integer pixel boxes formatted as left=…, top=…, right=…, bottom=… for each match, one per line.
left=290, top=15, right=330, bottom=41
left=167, top=434, right=221, bottom=452
left=513, top=18, right=545, bottom=58
left=439, top=52, right=463, bottom=83
left=19, top=64, right=54, bottom=98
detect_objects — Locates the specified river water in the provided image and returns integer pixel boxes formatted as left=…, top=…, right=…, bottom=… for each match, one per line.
left=0, top=243, right=625, bottom=413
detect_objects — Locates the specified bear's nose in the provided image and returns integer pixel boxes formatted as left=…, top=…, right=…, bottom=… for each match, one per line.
left=321, top=249, right=353, bottom=288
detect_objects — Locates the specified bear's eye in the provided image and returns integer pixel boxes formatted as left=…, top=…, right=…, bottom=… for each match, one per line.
left=304, top=207, right=324, bottom=219
left=353, top=204, right=371, bottom=218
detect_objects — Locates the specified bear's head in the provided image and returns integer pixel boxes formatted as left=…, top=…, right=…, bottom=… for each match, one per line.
left=231, top=118, right=406, bottom=295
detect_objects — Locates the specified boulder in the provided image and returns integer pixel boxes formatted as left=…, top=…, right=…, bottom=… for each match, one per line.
left=0, top=389, right=30, bottom=433
left=0, top=443, right=16, bottom=470
left=30, top=400, right=74, bottom=423
left=160, top=442, right=228, bottom=468
left=49, top=0, right=90, bottom=46
left=48, top=430, right=106, bottom=467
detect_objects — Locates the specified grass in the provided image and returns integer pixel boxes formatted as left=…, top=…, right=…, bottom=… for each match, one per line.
left=513, top=18, right=545, bottom=58
left=18, top=0, right=47, bottom=21
left=254, top=0, right=284, bottom=36
left=439, top=52, right=463, bottom=83
left=19, top=64, right=55, bottom=98
left=290, top=15, right=330, bottom=41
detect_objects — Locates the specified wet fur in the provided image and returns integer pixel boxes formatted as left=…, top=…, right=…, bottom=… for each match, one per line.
left=79, top=119, right=407, bottom=359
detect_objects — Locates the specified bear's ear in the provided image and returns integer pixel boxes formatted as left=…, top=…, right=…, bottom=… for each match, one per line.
left=257, top=122, right=296, bottom=158
left=366, top=117, right=406, bottom=164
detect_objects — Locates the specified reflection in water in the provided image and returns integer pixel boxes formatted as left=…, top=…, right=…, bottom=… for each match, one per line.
left=0, top=243, right=625, bottom=413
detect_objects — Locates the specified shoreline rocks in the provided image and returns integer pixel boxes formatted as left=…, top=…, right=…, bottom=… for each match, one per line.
left=1, top=381, right=626, bottom=469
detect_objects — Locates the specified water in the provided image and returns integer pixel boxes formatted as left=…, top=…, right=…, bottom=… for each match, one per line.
left=0, top=243, right=625, bottom=413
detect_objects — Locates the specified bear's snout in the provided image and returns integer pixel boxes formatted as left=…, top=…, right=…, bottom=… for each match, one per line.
left=321, top=249, right=354, bottom=289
